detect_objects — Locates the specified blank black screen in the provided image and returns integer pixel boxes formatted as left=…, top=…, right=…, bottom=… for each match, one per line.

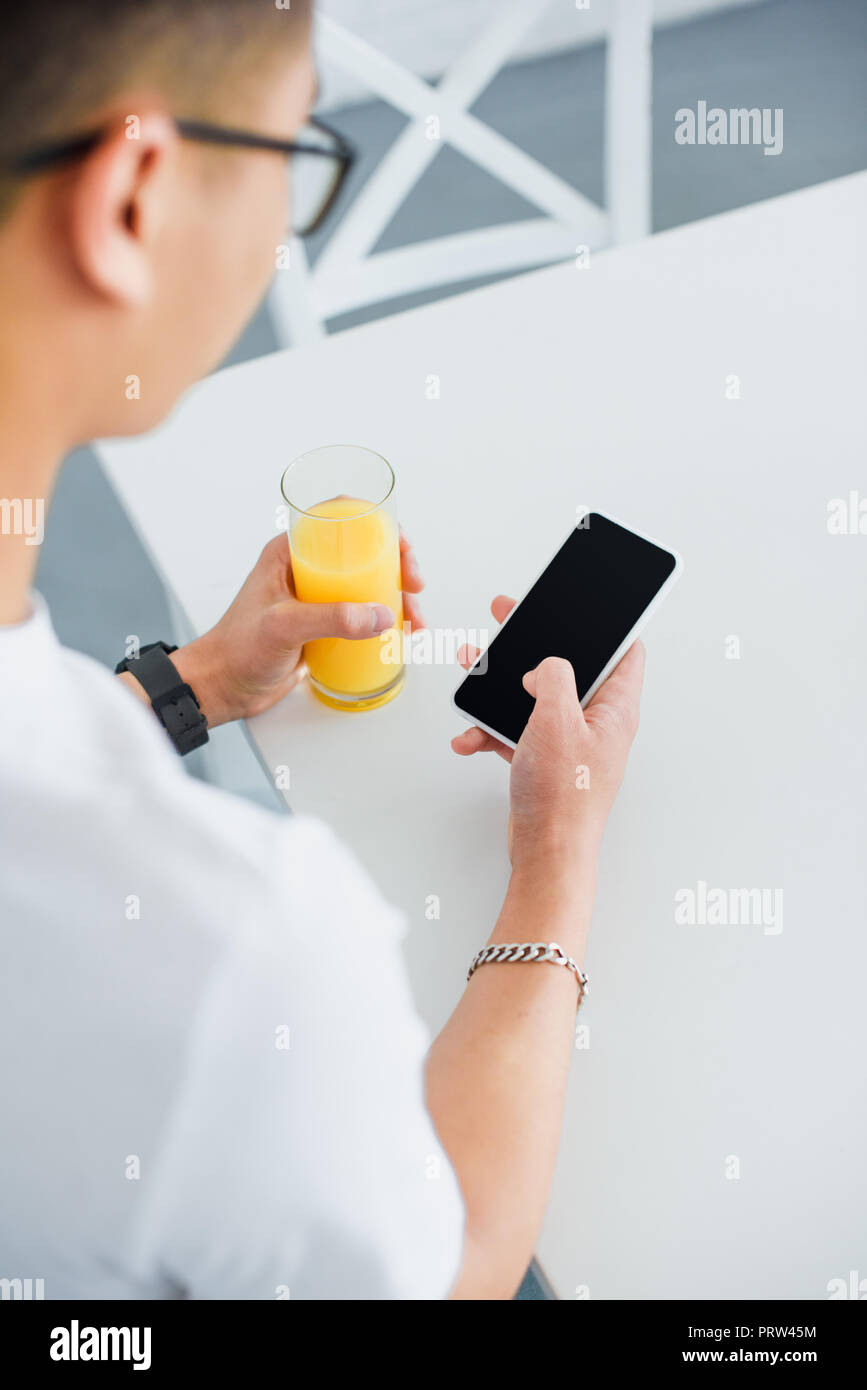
left=454, top=514, right=676, bottom=744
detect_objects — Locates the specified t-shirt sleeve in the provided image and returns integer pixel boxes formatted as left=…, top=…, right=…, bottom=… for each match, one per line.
left=130, top=816, right=465, bottom=1300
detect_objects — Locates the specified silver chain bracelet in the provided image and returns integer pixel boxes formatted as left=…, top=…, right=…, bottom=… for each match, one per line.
left=467, top=942, right=589, bottom=1010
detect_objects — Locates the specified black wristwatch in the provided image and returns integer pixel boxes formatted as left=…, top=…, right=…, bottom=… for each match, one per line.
left=115, top=641, right=209, bottom=756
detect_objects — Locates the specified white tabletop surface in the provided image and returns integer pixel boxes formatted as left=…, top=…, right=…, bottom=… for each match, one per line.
left=96, top=172, right=867, bottom=1301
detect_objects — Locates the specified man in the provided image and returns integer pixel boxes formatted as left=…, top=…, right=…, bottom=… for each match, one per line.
left=0, top=1, right=644, bottom=1299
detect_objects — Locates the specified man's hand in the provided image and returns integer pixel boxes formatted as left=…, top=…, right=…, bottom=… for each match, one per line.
left=123, top=532, right=425, bottom=728
left=451, top=594, right=645, bottom=867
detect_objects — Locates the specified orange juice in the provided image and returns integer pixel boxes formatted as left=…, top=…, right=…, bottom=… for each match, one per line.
left=290, top=495, right=404, bottom=703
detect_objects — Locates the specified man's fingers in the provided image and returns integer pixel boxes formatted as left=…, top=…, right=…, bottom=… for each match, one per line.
left=521, top=655, right=585, bottom=728
left=522, top=654, right=578, bottom=702
left=399, top=532, right=425, bottom=594
left=451, top=595, right=519, bottom=761
left=402, top=592, right=425, bottom=632
left=259, top=531, right=292, bottom=585
left=451, top=725, right=514, bottom=762
left=291, top=600, right=395, bottom=644
left=261, top=532, right=290, bottom=563
left=456, top=594, right=514, bottom=669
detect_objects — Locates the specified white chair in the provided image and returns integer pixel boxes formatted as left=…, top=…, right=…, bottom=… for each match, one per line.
left=270, top=0, right=653, bottom=346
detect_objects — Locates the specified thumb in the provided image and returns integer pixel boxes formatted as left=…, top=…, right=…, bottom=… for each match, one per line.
left=521, top=655, right=584, bottom=728
left=292, top=599, right=395, bottom=643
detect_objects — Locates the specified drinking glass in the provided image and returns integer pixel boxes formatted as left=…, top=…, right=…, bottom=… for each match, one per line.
left=281, top=444, right=404, bottom=710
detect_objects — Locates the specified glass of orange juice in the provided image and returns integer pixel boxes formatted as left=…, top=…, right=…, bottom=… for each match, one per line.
left=281, top=444, right=404, bottom=711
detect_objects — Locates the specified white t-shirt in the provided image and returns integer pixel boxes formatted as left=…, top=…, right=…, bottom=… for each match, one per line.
left=0, top=595, right=464, bottom=1299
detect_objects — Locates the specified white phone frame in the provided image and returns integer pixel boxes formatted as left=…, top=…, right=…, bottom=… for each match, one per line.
left=452, top=509, right=683, bottom=751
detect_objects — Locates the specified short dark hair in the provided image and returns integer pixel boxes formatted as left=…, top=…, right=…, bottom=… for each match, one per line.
left=0, top=0, right=312, bottom=217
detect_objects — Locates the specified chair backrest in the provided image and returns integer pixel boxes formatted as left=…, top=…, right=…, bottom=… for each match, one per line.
left=269, top=0, right=652, bottom=347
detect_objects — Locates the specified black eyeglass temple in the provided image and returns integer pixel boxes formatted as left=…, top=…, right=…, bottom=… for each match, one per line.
left=9, top=116, right=355, bottom=175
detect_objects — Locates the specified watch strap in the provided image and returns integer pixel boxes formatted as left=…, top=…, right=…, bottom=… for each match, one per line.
left=115, top=642, right=209, bottom=756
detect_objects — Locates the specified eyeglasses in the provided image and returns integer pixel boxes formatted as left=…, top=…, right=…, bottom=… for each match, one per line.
left=7, top=115, right=356, bottom=238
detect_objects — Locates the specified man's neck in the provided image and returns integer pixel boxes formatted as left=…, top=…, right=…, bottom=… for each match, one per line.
left=0, top=360, right=66, bottom=625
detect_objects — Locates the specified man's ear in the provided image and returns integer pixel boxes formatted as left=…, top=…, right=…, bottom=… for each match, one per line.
left=67, top=112, right=177, bottom=307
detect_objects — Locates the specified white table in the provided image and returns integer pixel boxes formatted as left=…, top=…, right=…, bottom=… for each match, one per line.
left=96, top=173, right=867, bottom=1301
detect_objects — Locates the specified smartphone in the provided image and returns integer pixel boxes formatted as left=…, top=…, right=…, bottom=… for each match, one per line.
left=452, top=511, right=682, bottom=749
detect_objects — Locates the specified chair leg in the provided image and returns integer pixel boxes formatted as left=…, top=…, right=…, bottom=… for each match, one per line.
left=268, top=236, right=327, bottom=349
left=606, top=0, right=653, bottom=245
